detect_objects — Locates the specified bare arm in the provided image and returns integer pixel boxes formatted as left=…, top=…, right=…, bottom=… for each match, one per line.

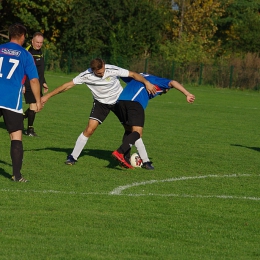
left=169, top=80, right=195, bottom=103
left=30, top=78, right=43, bottom=112
left=128, top=71, right=157, bottom=95
left=41, top=80, right=75, bottom=104
left=43, top=82, right=49, bottom=93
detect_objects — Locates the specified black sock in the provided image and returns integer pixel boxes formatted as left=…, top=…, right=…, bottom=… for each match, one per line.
left=27, top=109, right=36, bottom=128
left=118, top=131, right=140, bottom=154
left=23, top=108, right=29, bottom=119
left=10, top=140, right=23, bottom=180
left=122, top=131, right=131, bottom=160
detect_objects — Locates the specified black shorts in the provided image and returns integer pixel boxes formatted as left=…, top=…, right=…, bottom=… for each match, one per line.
left=89, top=99, right=118, bottom=124
left=24, top=89, right=43, bottom=104
left=0, top=109, right=24, bottom=133
left=115, top=101, right=145, bottom=127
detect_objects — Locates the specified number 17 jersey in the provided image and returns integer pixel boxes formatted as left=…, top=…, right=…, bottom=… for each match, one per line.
left=0, top=42, right=38, bottom=113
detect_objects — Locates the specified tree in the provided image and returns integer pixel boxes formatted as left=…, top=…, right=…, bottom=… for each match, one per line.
left=215, top=0, right=260, bottom=54
left=0, top=0, right=73, bottom=43
left=160, top=0, right=225, bottom=62
left=60, top=0, right=169, bottom=60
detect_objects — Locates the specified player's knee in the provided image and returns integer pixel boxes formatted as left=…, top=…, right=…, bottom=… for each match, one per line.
left=84, top=127, right=96, bottom=137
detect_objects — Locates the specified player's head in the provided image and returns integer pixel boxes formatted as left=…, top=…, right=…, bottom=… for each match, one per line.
left=90, top=58, right=105, bottom=77
left=8, top=23, right=27, bottom=43
left=31, top=32, right=44, bottom=50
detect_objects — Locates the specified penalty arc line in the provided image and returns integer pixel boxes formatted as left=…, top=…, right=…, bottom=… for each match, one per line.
left=109, top=173, right=260, bottom=199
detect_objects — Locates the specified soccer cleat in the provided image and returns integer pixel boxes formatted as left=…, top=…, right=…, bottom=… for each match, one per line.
left=25, top=127, right=38, bottom=137
left=112, top=150, right=134, bottom=169
left=65, top=154, right=77, bottom=165
left=142, top=161, right=154, bottom=170
left=12, top=176, right=29, bottom=182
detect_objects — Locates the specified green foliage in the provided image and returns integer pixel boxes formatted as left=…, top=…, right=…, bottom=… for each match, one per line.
left=215, top=0, right=260, bottom=54
left=60, top=0, right=168, bottom=60
left=159, top=34, right=211, bottom=63
left=0, top=0, right=73, bottom=42
left=0, top=0, right=260, bottom=67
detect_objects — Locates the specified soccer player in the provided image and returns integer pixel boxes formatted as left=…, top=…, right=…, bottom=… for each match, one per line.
left=41, top=58, right=156, bottom=165
left=23, top=32, right=48, bottom=136
left=0, top=23, right=43, bottom=182
left=112, top=73, right=195, bottom=169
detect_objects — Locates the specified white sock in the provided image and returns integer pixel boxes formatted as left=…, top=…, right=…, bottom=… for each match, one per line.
left=135, top=138, right=149, bottom=163
left=71, top=133, right=88, bottom=160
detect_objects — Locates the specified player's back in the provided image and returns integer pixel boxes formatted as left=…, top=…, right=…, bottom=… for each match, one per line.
left=0, top=42, right=29, bottom=88
left=0, top=42, right=37, bottom=112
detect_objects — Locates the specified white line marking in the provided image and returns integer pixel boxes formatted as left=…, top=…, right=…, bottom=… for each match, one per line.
left=120, top=193, right=260, bottom=201
left=109, top=174, right=258, bottom=195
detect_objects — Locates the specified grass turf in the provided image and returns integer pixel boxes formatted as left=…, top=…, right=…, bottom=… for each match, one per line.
left=0, top=72, right=259, bottom=259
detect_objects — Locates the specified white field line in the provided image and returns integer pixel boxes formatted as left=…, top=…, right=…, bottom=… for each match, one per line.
left=109, top=173, right=259, bottom=195
left=0, top=174, right=259, bottom=201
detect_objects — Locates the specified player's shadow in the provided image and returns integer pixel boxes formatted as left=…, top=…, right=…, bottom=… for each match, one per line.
left=0, top=159, right=12, bottom=180
left=23, top=147, right=121, bottom=169
left=231, top=144, right=260, bottom=153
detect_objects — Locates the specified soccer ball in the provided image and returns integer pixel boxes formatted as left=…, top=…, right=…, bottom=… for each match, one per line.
left=130, top=153, right=143, bottom=168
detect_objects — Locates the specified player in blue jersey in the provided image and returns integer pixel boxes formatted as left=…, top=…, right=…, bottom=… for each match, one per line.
left=112, top=74, right=195, bottom=169
left=0, top=23, right=43, bottom=182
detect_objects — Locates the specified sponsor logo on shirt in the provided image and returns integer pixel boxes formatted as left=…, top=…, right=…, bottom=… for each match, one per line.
left=0, top=48, right=21, bottom=57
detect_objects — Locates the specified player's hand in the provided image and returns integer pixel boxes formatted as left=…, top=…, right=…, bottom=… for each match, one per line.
left=41, top=94, right=51, bottom=105
left=35, top=101, right=43, bottom=112
left=145, top=82, right=157, bottom=95
left=187, top=94, right=195, bottom=103
left=22, top=86, right=26, bottom=94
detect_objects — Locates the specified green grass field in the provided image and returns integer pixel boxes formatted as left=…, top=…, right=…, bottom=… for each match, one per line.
left=0, top=72, right=259, bottom=259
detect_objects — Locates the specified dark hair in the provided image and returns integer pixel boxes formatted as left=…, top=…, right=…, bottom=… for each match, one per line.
left=90, top=58, right=104, bottom=71
left=33, top=32, right=44, bottom=38
left=8, top=23, right=27, bottom=41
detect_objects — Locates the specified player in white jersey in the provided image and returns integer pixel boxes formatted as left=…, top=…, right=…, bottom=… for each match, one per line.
left=0, top=23, right=43, bottom=182
left=41, top=58, right=156, bottom=165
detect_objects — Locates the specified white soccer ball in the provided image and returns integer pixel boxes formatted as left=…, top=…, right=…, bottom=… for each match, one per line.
left=130, top=153, right=143, bottom=168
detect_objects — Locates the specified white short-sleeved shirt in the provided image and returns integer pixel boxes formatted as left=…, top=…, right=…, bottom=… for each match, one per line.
left=73, top=64, right=129, bottom=104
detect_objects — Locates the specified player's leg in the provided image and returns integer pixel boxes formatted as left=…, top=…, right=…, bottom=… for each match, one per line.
left=2, top=109, right=28, bottom=182
left=112, top=129, right=140, bottom=169
left=24, top=90, right=37, bottom=136
left=70, top=119, right=99, bottom=160
left=66, top=100, right=110, bottom=165
left=121, top=125, right=132, bottom=163
left=112, top=101, right=142, bottom=169
left=122, top=101, right=154, bottom=170
left=135, top=138, right=150, bottom=163
left=10, top=130, right=25, bottom=181
left=27, top=103, right=37, bottom=134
